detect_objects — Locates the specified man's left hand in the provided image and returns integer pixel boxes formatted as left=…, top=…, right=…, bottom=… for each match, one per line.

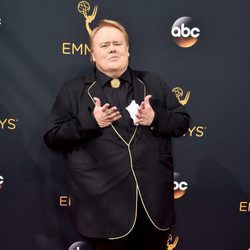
left=136, top=95, right=155, bottom=126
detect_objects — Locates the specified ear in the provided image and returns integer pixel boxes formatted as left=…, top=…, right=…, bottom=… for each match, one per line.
left=91, top=53, right=96, bottom=62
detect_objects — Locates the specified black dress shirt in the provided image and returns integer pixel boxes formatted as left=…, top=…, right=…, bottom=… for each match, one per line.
left=95, top=68, right=135, bottom=141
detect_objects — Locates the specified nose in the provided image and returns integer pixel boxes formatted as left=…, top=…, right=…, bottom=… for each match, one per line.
left=109, top=44, right=117, bottom=53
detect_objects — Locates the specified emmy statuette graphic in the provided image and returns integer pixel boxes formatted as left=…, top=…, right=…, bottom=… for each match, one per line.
left=166, top=234, right=179, bottom=250
left=77, top=1, right=98, bottom=35
left=172, top=87, right=190, bottom=106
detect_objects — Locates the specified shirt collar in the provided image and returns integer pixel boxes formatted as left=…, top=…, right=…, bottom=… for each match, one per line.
left=95, top=67, right=132, bottom=88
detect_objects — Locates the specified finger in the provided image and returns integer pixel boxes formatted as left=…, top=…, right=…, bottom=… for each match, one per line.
left=137, top=119, right=145, bottom=126
left=144, top=95, right=152, bottom=105
left=104, top=107, right=117, bottom=118
left=137, top=120, right=150, bottom=126
left=133, top=118, right=139, bottom=125
left=99, top=121, right=111, bottom=128
left=141, top=101, right=145, bottom=110
left=93, top=97, right=101, bottom=107
left=138, top=104, right=144, bottom=114
left=135, top=112, right=142, bottom=119
left=107, top=106, right=118, bottom=114
left=109, top=114, right=122, bottom=122
left=102, top=103, right=110, bottom=112
left=107, top=111, right=120, bottom=120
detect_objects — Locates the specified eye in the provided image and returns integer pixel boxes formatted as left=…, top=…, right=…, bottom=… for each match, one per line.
left=100, top=44, right=109, bottom=48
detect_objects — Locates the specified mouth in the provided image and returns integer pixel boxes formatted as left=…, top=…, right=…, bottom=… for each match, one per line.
left=108, top=55, right=120, bottom=61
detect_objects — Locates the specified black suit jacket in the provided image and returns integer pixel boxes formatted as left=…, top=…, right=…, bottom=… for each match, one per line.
left=44, top=68, right=190, bottom=239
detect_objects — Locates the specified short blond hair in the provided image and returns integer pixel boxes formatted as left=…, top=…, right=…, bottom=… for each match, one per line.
left=89, top=19, right=129, bottom=51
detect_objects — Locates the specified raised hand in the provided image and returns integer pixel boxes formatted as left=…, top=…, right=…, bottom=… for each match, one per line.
left=136, top=95, right=155, bottom=126
left=93, top=97, right=121, bottom=128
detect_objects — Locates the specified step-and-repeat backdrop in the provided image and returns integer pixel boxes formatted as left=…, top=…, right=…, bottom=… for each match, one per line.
left=1, top=0, right=249, bottom=249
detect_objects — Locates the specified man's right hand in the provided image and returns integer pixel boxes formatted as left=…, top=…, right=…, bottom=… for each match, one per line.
left=93, top=97, right=122, bottom=128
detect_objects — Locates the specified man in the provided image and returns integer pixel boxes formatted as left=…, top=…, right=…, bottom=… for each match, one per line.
left=44, top=19, right=189, bottom=250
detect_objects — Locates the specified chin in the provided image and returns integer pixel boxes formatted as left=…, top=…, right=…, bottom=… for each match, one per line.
left=107, top=65, right=123, bottom=71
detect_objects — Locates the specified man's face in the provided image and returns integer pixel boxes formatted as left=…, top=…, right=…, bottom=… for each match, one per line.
left=91, top=26, right=129, bottom=77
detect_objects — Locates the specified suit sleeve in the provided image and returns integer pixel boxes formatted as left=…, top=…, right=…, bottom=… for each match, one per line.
left=149, top=74, right=190, bottom=138
left=43, top=84, right=101, bottom=151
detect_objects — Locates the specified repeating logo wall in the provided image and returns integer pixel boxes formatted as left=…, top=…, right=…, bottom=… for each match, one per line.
left=59, top=195, right=71, bottom=207
left=174, top=172, right=188, bottom=199
left=184, top=125, right=207, bottom=137
left=239, top=201, right=250, bottom=212
left=167, top=234, right=179, bottom=250
left=172, top=87, right=190, bottom=106
left=68, top=241, right=93, bottom=250
left=171, top=17, right=200, bottom=48
left=62, top=43, right=90, bottom=56
left=62, top=1, right=98, bottom=56
left=171, top=87, right=207, bottom=138
left=77, top=0, right=98, bottom=35
left=0, top=118, right=18, bottom=130
left=0, top=175, right=4, bottom=190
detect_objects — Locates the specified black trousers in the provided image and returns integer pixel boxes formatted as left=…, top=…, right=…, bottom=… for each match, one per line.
left=93, top=200, right=170, bottom=250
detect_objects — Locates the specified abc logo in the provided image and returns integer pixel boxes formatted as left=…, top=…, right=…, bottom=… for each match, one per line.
left=174, top=172, right=188, bottom=199
left=172, top=23, right=200, bottom=38
left=68, top=241, right=92, bottom=250
left=171, top=16, right=200, bottom=48
left=174, top=181, right=188, bottom=191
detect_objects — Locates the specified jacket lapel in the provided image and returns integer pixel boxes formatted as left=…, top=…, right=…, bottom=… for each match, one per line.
left=128, top=71, right=147, bottom=144
left=132, top=73, right=146, bottom=106
left=87, top=81, right=108, bottom=107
